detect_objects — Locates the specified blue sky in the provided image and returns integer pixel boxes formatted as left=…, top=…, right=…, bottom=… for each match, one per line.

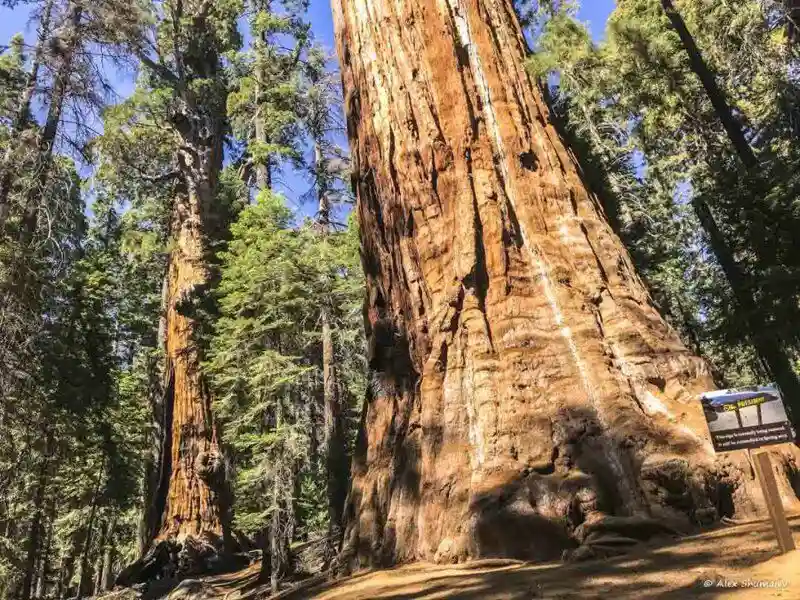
left=0, top=0, right=616, bottom=205
left=301, top=1, right=614, bottom=50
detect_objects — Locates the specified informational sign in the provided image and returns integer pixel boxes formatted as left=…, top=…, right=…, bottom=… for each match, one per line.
left=700, top=385, right=797, bottom=554
left=700, top=384, right=794, bottom=452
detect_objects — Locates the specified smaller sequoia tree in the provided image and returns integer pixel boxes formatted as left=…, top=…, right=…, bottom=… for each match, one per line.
left=108, top=0, right=246, bottom=582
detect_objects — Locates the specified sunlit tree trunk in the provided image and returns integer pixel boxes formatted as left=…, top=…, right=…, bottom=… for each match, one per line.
left=153, top=122, right=227, bottom=548
left=333, top=0, right=800, bottom=567
left=123, top=5, right=233, bottom=582
left=92, top=522, right=107, bottom=596
left=99, top=518, right=117, bottom=592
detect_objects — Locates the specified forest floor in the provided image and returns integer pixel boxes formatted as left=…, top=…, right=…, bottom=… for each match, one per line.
left=154, top=515, right=800, bottom=600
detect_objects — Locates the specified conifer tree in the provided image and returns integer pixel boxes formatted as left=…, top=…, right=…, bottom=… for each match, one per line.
left=102, top=0, right=246, bottom=580
left=299, top=45, right=352, bottom=565
left=208, top=194, right=364, bottom=590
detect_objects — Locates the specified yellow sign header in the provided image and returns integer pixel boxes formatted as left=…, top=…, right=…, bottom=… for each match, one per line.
left=722, top=395, right=769, bottom=412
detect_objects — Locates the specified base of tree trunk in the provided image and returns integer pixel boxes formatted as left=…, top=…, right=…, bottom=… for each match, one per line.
left=115, top=535, right=247, bottom=588
left=340, top=410, right=800, bottom=570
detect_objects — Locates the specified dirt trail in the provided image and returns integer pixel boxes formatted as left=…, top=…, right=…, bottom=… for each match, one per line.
left=275, top=515, right=800, bottom=599
left=149, top=516, right=800, bottom=599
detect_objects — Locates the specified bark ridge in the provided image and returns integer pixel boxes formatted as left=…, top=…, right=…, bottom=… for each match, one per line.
left=332, top=0, right=800, bottom=567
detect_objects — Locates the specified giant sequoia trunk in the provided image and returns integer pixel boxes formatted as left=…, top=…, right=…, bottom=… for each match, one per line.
left=333, top=0, right=800, bottom=567
left=156, top=179, right=225, bottom=546
left=119, top=155, right=229, bottom=585
left=119, top=83, right=232, bottom=587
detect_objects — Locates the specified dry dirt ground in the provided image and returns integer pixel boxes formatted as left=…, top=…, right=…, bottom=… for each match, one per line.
left=170, top=515, right=800, bottom=600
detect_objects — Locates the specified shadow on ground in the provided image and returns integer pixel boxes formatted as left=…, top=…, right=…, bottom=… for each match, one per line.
left=276, top=516, right=799, bottom=599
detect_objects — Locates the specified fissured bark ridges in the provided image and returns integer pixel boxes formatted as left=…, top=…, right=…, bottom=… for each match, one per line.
left=333, top=0, right=800, bottom=567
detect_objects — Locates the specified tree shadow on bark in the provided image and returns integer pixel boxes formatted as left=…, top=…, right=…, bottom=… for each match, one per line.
left=342, top=414, right=431, bottom=569
left=466, top=404, right=738, bottom=563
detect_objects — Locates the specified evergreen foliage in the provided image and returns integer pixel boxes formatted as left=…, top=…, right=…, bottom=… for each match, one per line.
left=0, top=0, right=363, bottom=594
left=207, top=193, right=364, bottom=571
left=1, top=0, right=799, bottom=596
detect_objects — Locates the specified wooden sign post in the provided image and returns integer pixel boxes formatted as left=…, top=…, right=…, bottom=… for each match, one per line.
left=700, top=384, right=796, bottom=554
left=752, top=450, right=796, bottom=554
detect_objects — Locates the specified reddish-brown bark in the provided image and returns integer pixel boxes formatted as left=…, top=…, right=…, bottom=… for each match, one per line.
left=333, top=0, right=800, bottom=567
left=125, top=27, right=231, bottom=577
left=119, top=131, right=230, bottom=584
left=155, top=151, right=226, bottom=547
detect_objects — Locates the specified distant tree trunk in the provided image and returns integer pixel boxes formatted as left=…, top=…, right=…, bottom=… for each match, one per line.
left=269, top=503, right=280, bottom=594
left=138, top=316, right=168, bottom=556
left=77, top=458, right=106, bottom=600
left=316, top=143, right=349, bottom=563
left=691, top=198, right=800, bottom=412
left=20, top=433, right=52, bottom=600
left=55, top=525, right=84, bottom=600
left=253, top=81, right=273, bottom=192
left=92, top=522, right=108, bottom=596
left=659, top=0, right=758, bottom=170
left=333, top=0, right=800, bottom=567
left=785, top=0, right=800, bottom=137
left=261, top=396, right=285, bottom=592
left=31, top=553, right=43, bottom=599
left=275, top=395, right=289, bottom=590
left=98, top=518, right=117, bottom=592
left=100, top=536, right=116, bottom=592
left=77, top=462, right=104, bottom=599
left=0, top=0, right=55, bottom=231
left=55, top=543, right=74, bottom=598
left=258, top=528, right=271, bottom=584
left=35, top=497, right=57, bottom=599
left=321, top=310, right=347, bottom=558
